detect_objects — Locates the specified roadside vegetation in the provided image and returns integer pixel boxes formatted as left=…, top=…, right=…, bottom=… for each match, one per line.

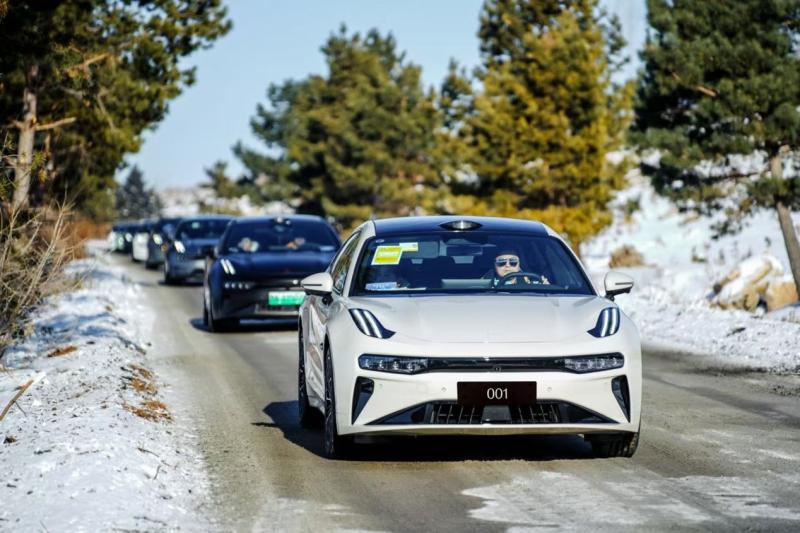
left=0, top=1, right=230, bottom=351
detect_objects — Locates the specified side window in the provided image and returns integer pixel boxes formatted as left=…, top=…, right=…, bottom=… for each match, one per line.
left=330, top=231, right=361, bottom=295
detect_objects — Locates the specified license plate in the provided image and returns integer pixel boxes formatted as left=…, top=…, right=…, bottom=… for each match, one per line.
left=268, top=291, right=305, bottom=306
left=457, top=382, right=536, bottom=406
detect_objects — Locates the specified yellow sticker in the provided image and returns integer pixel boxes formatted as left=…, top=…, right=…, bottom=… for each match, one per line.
left=399, top=242, right=419, bottom=252
left=372, top=245, right=403, bottom=265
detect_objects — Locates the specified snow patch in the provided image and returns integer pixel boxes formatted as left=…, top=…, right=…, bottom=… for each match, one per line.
left=584, top=172, right=800, bottom=372
left=0, top=253, right=212, bottom=531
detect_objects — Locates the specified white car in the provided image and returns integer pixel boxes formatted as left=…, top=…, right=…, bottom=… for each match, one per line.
left=298, top=216, right=641, bottom=459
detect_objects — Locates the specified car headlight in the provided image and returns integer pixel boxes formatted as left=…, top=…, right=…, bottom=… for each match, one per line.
left=223, top=281, right=254, bottom=290
left=359, top=355, right=427, bottom=374
left=152, top=234, right=163, bottom=245
left=588, top=307, right=621, bottom=338
left=558, top=354, right=624, bottom=373
left=174, top=240, right=186, bottom=254
left=220, top=258, right=236, bottom=275
left=349, top=309, right=395, bottom=339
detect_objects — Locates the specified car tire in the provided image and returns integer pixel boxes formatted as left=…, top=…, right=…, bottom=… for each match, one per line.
left=298, top=328, right=322, bottom=429
left=588, top=427, right=640, bottom=458
left=207, top=298, right=236, bottom=332
left=323, top=343, right=354, bottom=459
left=202, top=295, right=210, bottom=327
left=163, top=262, right=178, bottom=285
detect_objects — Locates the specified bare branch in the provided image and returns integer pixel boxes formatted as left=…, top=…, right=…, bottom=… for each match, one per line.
left=35, top=117, right=77, bottom=132
left=64, top=52, right=111, bottom=74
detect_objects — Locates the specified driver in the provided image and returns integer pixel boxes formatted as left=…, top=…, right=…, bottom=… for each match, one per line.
left=487, top=248, right=549, bottom=287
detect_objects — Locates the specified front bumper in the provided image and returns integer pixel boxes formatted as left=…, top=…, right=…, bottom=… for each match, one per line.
left=167, top=253, right=205, bottom=280
left=218, top=284, right=305, bottom=319
left=328, top=322, right=642, bottom=438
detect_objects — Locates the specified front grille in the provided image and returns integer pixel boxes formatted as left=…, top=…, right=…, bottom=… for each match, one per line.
left=369, top=401, right=612, bottom=426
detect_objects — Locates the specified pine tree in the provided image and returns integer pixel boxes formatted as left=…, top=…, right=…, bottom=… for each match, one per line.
left=115, top=166, right=161, bottom=219
left=204, top=161, right=241, bottom=199
left=458, top=0, right=633, bottom=254
left=237, top=27, right=441, bottom=229
left=634, top=0, right=800, bottom=293
left=0, top=1, right=230, bottom=215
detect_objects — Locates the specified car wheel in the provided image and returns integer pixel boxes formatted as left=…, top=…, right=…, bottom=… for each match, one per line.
left=298, top=327, right=322, bottom=428
left=163, top=263, right=176, bottom=285
left=202, top=295, right=210, bottom=327
left=323, top=343, right=354, bottom=459
left=588, top=426, right=640, bottom=458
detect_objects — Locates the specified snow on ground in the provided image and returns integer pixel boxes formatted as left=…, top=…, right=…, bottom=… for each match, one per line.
left=0, top=249, right=211, bottom=532
left=584, top=172, right=800, bottom=372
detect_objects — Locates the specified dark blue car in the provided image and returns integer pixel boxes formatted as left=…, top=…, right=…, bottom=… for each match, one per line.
left=203, top=215, right=340, bottom=331
left=164, top=215, right=234, bottom=285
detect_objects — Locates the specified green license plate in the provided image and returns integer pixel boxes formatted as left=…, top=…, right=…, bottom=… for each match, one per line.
left=268, top=291, right=305, bottom=306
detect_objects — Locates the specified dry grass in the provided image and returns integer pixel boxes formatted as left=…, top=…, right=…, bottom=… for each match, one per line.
left=64, top=218, right=110, bottom=259
left=122, top=363, right=171, bottom=422
left=123, top=399, right=172, bottom=422
left=0, top=204, right=77, bottom=357
left=46, top=345, right=77, bottom=358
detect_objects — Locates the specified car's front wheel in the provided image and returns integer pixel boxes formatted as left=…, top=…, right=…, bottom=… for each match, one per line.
left=163, top=262, right=177, bottom=285
left=587, top=427, right=640, bottom=458
left=298, top=327, right=322, bottom=428
left=206, top=296, right=236, bottom=333
left=323, top=343, right=354, bottom=458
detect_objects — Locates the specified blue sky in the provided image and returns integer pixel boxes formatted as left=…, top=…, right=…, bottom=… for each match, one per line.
left=120, top=0, right=646, bottom=189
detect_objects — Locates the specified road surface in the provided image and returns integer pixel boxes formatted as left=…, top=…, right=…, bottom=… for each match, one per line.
left=117, top=255, right=800, bottom=532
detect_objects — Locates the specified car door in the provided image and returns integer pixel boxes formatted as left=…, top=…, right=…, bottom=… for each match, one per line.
left=305, top=230, right=362, bottom=401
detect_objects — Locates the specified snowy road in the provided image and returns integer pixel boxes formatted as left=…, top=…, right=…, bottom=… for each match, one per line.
left=116, top=255, right=800, bottom=532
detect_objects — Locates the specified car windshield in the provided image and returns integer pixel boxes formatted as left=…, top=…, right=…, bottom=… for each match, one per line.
left=222, top=219, right=339, bottom=253
left=351, top=232, right=594, bottom=296
left=156, top=218, right=180, bottom=236
left=176, top=219, right=230, bottom=240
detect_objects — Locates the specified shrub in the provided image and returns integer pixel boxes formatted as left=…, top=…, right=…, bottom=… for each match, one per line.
left=0, top=205, right=75, bottom=356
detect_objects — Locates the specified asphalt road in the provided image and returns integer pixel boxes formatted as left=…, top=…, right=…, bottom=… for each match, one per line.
left=117, top=255, right=800, bottom=532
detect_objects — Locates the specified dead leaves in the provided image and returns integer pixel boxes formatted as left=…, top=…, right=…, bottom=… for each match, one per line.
left=121, top=364, right=171, bottom=423
left=46, top=345, right=77, bottom=358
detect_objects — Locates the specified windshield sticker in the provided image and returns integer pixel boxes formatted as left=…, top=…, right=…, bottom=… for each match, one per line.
left=399, top=242, right=419, bottom=252
left=372, top=245, right=403, bottom=265
left=365, top=281, right=401, bottom=291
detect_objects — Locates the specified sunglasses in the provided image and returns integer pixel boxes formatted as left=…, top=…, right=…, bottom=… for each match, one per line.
left=495, top=258, right=519, bottom=267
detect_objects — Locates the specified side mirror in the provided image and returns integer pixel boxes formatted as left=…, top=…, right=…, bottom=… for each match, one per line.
left=302, top=272, right=333, bottom=296
left=604, top=271, right=634, bottom=301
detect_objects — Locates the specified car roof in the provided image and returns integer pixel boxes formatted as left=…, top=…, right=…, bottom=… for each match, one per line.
left=372, top=216, right=550, bottom=236
left=176, top=214, right=234, bottom=223
left=231, top=214, right=327, bottom=224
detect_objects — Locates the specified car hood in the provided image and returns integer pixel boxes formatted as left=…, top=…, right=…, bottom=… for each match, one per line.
left=349, top=294, right=611, bottom=343
left=225, top=252, right=334, bottom=279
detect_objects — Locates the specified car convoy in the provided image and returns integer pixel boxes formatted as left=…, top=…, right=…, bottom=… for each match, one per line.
left=109, top=214, right=641, bottom=460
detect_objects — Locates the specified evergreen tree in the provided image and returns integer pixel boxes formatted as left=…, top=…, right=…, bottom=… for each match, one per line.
left=115, top=166, right=161, bottom=219
left=634, top=0, right=800, bottom=291
left=237, top=27, right=441, bottom=229
left=204, top=161, right=241, bottom=199
left=458, top=0, right=633, bottom=253
left=0, top=1, right=230, bottom=215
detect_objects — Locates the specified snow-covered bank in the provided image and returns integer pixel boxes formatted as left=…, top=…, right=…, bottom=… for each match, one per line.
left=585, top=173, right=800, bottom=372
left=0, top=252, right=211, bottom=531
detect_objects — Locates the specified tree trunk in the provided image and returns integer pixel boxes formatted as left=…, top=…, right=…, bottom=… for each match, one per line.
left=12, top=64, right=39, bottom=213
left=770, top=154, right=800, bottom=294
